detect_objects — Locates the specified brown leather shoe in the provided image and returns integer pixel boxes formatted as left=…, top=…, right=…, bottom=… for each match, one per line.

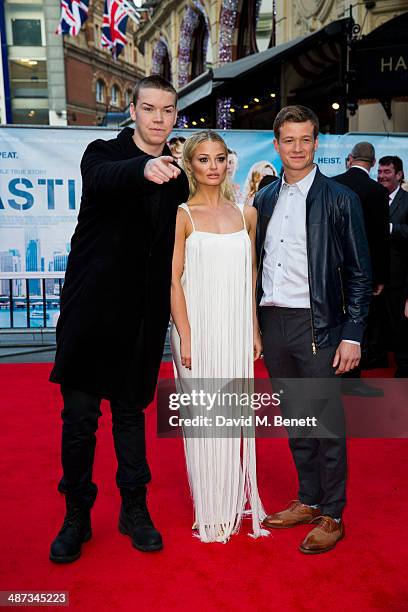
left=299, top=516, right=344, bottom=554
left=262, top=500, right=320, bottom=529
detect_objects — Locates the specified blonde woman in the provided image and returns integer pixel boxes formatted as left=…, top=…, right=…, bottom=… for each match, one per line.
left=243, top=160, right=277, bottom=206
left=170, top=130, right=268, bottom=543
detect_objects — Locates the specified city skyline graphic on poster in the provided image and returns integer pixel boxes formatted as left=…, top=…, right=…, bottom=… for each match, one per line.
left=0, top=127, right=117, bottom=299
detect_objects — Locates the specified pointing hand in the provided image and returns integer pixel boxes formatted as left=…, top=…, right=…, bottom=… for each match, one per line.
left=144, top=156, right=181, bottom=185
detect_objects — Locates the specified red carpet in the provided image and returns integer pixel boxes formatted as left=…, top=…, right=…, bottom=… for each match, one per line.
left=0, top=362, right=407, bottom=611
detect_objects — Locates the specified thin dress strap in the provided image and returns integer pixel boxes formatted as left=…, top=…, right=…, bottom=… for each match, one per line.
left=180, top=203, right=196, bottom=232
left=238, top=204, right=247, bottom=231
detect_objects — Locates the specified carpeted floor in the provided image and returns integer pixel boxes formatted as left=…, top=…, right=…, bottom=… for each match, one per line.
left=0, top=362, right=407, bottom=611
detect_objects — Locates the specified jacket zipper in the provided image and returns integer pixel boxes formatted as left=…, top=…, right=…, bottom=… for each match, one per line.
left=255, top=191, right=278, bottom=305
left=338, top=267, right=346, bottom=314
left=305, top=209, right=317, bottom=355
left=309, top=300, right=317, bottom=355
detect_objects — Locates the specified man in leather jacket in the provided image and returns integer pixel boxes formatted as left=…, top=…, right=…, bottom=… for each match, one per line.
left=255, top=105, right=372, bottom=554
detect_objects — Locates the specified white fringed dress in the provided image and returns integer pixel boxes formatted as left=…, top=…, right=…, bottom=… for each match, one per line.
left=170, top=203, right=267, bottom=543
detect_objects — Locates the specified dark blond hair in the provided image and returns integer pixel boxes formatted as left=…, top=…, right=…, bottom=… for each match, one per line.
left=182, top=130, right=235, bottom=202
left=273, top=105, right=319, bottom=141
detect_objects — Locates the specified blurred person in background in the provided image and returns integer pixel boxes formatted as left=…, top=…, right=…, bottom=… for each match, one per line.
left=243, top=160, right=277, bottom=206
left=370, top=156, right=408, bottom=377
left=227, top=148, right=242, bottom=204
left=168, top=136, right=186, bottom=165
left=334, top=142, right=390, bottom=396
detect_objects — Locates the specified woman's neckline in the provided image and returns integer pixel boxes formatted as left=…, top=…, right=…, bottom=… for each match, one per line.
left=186, top=229, right=246, bottom=239
left=181, top=202, right=246, bottom=237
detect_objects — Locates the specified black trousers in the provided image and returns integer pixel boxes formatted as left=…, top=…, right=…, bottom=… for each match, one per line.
left=59, top=386, right=151, bottom=507
left=260, top=306, right=347, bottom=518
left=367, top=288, right=408, bottom=375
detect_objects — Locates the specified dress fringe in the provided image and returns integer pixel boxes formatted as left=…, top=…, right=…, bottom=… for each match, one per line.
left=170, top=203, right=268, bottom=543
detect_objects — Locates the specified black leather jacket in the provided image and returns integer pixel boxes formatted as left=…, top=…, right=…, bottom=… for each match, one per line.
left=254, top=167, right=372, bottom=351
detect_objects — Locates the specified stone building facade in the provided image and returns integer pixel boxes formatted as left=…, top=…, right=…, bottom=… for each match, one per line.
left=135, top=0, right=408, bottom=132
left=136, top=0, right=274, bottom=86
left=276, top=0, right=408, bottom=132
left=64, top=0, right=144, bottom=126
left=2, top=0, right=144, bottom=126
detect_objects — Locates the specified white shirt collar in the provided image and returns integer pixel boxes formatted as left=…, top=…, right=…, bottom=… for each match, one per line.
left=282, top=165, right=317, bottom=197
left=351, top=165, right=370, bottom=176
left=389, top=186, right=400, bottom=202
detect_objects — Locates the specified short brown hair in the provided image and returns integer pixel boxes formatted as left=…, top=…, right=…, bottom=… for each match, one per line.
left=273, top=105, right=319, bottom=140
left=132, top=75, right=178, bottom=106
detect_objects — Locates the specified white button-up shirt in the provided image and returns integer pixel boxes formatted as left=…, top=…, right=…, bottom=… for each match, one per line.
left=389, top=186, right=399, bottom=204
left=388, top=186, right=399, bottom=234
left=352, top=165, right=370, bottom=176
left=261, top=166, right=316, bottom=308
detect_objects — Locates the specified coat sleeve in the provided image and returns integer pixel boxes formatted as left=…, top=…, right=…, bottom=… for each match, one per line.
left=172, top=165, right=190, bottom=204
left=340, top=192, right=372, bottom=343
left=371, top=188, right=390, bottom=285
left=391, top=195, right=408, bottom=240
left=80, top=139, right=155, bottom=196
left=391, top=192, right=408, bottom=241
left=392, top=223, right=408, bottom=240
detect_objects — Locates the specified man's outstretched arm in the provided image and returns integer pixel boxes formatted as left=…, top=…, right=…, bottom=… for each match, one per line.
left=81, top=140, right=180, bottom=195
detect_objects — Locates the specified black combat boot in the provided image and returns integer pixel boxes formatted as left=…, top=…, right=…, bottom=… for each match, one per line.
left=119, top=486, right=163, bottom=552
left=49, top=496, right=92, bottom=563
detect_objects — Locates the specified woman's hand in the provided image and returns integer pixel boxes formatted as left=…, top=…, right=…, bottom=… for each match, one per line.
left=253, top=328, right=263, bottom=361
left=180, top=335, right=192, bottom=370
left=404, top=299, right=408, bottom=319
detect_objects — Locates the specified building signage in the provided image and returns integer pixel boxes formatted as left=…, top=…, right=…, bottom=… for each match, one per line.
left=352, top=44, right=408, bottom=98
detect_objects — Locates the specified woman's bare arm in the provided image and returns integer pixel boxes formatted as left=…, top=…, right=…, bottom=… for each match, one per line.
left=171, top=208, right=192, bottom=368
left=244, top=205, right=262, bottom=360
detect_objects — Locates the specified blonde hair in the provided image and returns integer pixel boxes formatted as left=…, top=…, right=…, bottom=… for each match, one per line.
left=243, top=160, right=277, bottom=205
left=182, top=130, right=236, bottom=202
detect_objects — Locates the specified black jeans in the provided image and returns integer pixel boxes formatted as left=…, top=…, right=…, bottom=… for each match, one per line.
left=260, top=306, right=347, bottom=518
left=367, top=288, right=408, bottom=374
left=60, top=386, right=151, bottom=507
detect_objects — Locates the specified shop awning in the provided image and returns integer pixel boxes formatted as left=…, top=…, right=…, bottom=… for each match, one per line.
left=211, top=34, right=308, bottom=81
left=177, top=19, right=349, bottom=111
left=177, top=70, right=215, bottom=111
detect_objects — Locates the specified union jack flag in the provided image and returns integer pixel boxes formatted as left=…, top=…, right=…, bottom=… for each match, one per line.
left=101, top=0, right=130, bottom=59
left=56, top=0, right=89, bottom=36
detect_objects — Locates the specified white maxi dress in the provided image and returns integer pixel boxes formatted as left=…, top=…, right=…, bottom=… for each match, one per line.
left=170, top=203, right=267, bottom=543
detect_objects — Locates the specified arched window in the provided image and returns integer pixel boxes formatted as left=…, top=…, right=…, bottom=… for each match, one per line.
left=152, top=38, right=172, bottom=82
left=178, top=3, right=210, bottom=87
left=96, top=79, right=105, bottom=103
left=191, top=13, right=207, bottom=79
left=162, top=48, right=171, bottom=81
left=125, top=89, right=132, bottom=106
left=236, top=0, right=261, bottom=58
left=110, top=84, right=120, bottom=107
